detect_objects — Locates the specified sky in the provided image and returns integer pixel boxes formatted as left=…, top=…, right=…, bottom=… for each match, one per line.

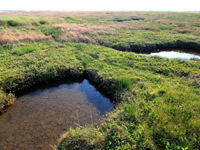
left=0, top=0, right=199, bottom=11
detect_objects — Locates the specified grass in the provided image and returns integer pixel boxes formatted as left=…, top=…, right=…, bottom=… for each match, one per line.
left=11, top=42, right=51, bottom=55
left=41, top=26, right=62, bottom=39
left=0, top=30, right=52, bottom=44
left=0, top=16, right=51, bottom=27
left=54, top=23, right=126, bottom=43
left=0, top=12, right=199, bottom=150
left=113, top=76, right=133, bottom=91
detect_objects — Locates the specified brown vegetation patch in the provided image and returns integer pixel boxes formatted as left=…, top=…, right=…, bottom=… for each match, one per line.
left=174, top=28, right=193, bottom=34
left=197, top=28, right=200, bottom=34
left=0, top=31, right=53, bottom=44
left=55, top=23, right=127, bottom=43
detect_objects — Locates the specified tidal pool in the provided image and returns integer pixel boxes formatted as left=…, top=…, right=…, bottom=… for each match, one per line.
left=148, top=50, right=200, bottom=60
left=0, top=79, right=113, bottom=150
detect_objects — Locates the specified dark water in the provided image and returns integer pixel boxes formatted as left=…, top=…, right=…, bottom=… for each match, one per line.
left=0, top=79, right=113, bottom=150
left=148, top=50, right=200, bottom=60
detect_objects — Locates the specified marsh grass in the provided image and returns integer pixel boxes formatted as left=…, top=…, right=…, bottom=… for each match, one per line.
left=0, top=30, right=52, bottom=44
left=0, top=12, right=199, bottom=150
left=54, top=23, right=127, bottom=43
left=0, top=16, right=50, bottom=27
left=41, top=27, right=62, bottom=39
left=12, top=46, right=36, bottom=55
left=113, top=77, right=133, bottom=91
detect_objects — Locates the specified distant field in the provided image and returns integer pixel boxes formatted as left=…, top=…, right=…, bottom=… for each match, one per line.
left=0, top=12, right=199, bottom=150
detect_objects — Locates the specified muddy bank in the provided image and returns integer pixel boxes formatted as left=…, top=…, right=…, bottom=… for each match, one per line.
left=110, top=40, right=200, bottom=53
left=0, top=68, right=83, bottom=114
left=113, top=17, right=144, bottom=22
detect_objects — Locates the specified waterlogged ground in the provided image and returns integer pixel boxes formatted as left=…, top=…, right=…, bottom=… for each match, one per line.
left=0, top=79, right=113, bottom=150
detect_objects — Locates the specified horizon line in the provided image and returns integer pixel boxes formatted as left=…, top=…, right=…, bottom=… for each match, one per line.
left=0, top=10, right=200, bottom=13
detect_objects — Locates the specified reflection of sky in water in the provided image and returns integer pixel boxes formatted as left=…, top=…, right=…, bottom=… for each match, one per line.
left=26, top=79, right=113, bottom=115
left=149, top=51, right=200, bottom=60
left=78, top=80, right=113, bottom=115
left=28, top=82, right=78, bottom=96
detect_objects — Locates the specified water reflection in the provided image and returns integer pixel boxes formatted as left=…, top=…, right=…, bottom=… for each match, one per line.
left=149, top=50, right=200, bottom=60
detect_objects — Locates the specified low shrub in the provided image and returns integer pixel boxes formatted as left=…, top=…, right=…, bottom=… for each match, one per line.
left=39, top=20, right=47, bottom=25
left=7, top=20, right=20, bottom=27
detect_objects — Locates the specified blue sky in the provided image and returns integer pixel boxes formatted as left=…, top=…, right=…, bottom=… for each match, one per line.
left=0, top=0, right=199, bottom=11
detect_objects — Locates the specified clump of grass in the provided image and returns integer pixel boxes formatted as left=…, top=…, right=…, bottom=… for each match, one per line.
left=64, top=17, right=83, bottom=24
left=7, top=20, right=20, bottom=27
left=41, top=27, right=62, bottom=39
left=12, top=46, right=37, bottom=55
left=58, top=128, right=102, bottom=150
left=0, top=20, right=21, bottom=27
left=11, top=42, right=51, bottom=56
left=39, top=20, right=47, bottom=25
left=81, top=58, right=89, bottom=68
left=0, top=90, right=15, bottom=114
left=113, top=76, right=132, bottom=91
left=0, top=19, right=20, bottom=27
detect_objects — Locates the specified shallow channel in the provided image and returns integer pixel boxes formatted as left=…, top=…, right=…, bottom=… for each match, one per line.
left=147, top=50, right=200, bottom=60
left=0, top=79, right=113, bottom=150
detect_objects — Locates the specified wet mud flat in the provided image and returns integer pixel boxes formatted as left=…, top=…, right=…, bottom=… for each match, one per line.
left=0, top=79, right=113, bottom=150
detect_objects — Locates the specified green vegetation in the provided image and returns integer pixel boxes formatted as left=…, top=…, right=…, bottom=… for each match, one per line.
left=0, top=19, right=21, bottom=27
left=114, top=76, right=133, bottom=91
left=11, top=42, right=51, bottom=55
left=64, top=17, right=83, bottom=24
left=0, top=16, right=50, bottom=27
left=41, top=27, right=62, bottom=38
left=0, top=12, right=199, bottom=149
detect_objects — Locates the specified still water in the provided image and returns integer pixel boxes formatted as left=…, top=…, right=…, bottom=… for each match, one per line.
left=0, top=79, right=113, bottom=150
left=149, top=50, right=200, bottom=60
